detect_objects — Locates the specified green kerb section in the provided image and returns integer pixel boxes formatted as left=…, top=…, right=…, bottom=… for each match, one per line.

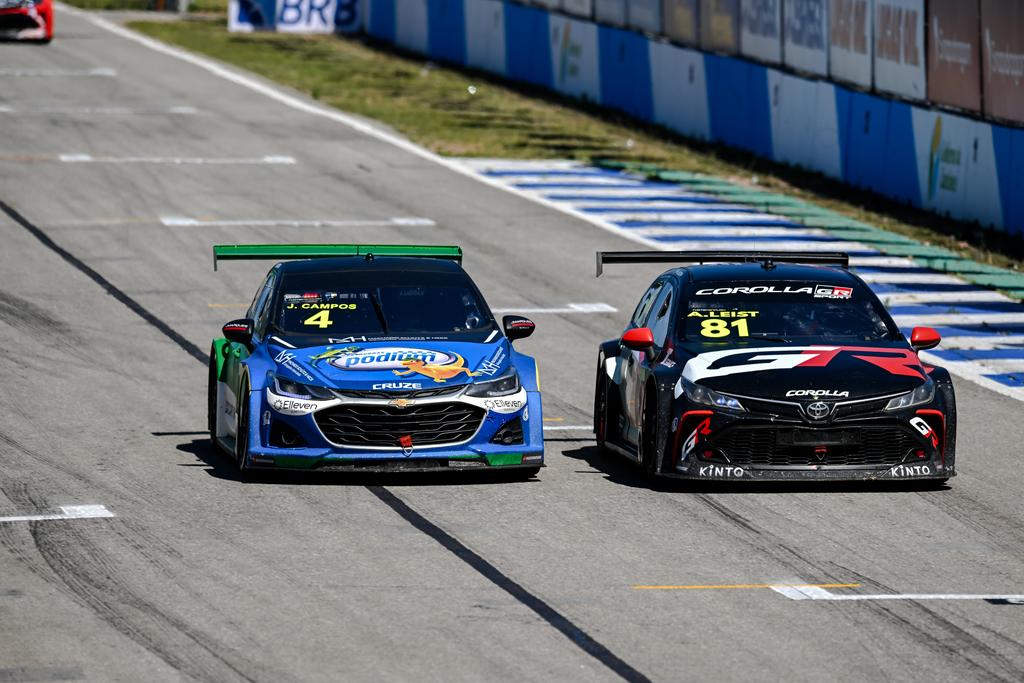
left=485, top=453, right=524, bottom=467
left=594, top=161, right=1024, bottom=301
left=212, top=244, right=463, bottom=270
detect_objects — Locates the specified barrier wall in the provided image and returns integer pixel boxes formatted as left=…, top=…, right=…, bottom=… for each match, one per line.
left=359, top=0, right=1023, bottom=237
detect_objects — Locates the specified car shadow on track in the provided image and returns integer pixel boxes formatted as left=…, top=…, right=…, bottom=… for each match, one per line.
left=173, top=437, right=542, bottom=488
left=561, top=444, right=952, bottom=494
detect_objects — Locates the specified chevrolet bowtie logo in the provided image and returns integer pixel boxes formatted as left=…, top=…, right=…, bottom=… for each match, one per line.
left=389, top=398, right=415, bottom=409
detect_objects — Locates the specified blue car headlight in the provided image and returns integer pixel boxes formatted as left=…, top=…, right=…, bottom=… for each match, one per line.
left=272, top=374, right=334, bottom=400
left=884, top=379, right=935, bottom=411
left=682, top=378, right=745, bottom=412
left=465, top=369, right=520, bottom=397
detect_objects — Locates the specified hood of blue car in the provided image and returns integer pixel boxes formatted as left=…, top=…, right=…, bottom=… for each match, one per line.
left=269, top=339, right=511, bottom=390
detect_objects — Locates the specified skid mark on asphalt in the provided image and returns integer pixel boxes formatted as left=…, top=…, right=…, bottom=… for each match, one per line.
left=367, top=486, right=650, bottom=682
left=460, top=159, right=1024, bottom=402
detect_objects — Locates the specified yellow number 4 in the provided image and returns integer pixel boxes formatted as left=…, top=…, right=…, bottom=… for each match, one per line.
left=303, top=310, right=332, bottom=329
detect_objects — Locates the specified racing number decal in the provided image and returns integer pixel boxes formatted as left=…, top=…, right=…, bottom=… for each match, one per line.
left=700, top=319, right=749, bottom=338
left=303, top=310, right=332, bottom=328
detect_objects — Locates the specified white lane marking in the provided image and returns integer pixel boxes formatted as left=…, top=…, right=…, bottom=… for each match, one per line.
left=0, top=504, right=114, bottom=524
left=893, top=313, right=1024, bottom=325
left=849, top=256, right=920, bottom=267
left=60, top=154, right=295, bottom=165
left=505, top=174, right=648, bottom=186
left=0, top=67, right=116, bottom=77
left=573, top=201, right=750, bottom=210
left=631, top=240, right=874, bottom=252
left=771, top=585, right=1024, bottom=602
left=0, top=105, right=197, bottom=115
left=543, top=425, right=593, bottom=431
left=879, top=290, right=1013, bottom=305
left=160, top=216, right=433, bottom=227
left=491, top=303, right=617, bottom=314
left=632, top=227, right=824, bottom=238
left=59, top=5, right=660, bottom=251
left=939, top=335, right=1024, bottom=349
left=598, top=212, right=797, bottom=224
left=857, top=272, right=968, bottom=284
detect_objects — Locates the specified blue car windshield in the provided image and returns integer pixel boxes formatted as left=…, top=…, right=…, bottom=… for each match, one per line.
left=271, top=270, right=495, bottom=339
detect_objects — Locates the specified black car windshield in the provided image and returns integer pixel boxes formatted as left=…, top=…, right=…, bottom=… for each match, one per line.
left=681, top=281, right=896, bottom=342
left=271, top=270, right=495, bottom=339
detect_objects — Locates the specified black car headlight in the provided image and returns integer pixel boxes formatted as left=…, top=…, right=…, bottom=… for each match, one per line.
left=884, top=379, right=935, bottom=411
left=465, top=369, right=520, bottom=397
left=272, top=374, right=334, bottom=400
left=682, top=378, right=745, bottom=412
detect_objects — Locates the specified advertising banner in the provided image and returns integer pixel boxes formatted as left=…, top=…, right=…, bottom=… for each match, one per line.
left=628, top=0, right=663, bottom=34
left=927, top=0, right=981, bottom=113
left=663, top=0, right=699, bottom=45
left=981, top=0, right=1024, bottom=124
left=649, top=41, right=711, bottom=139
left=828, top=0, right=871, bottom=87
left=740, top=0, right=782, bottom=64
left=873, top=0, right=925, bottom=100
left=549, top=14, right=601, bottom=101
left=562, top=0, right=594, bottom=18
left=700, top=0, right=741, bottom=53
left=784, top=0, right=828, bottom=75
left=594, top=0, right=627, bottom=26
left=229, top=0, right=361, bottom=32
left=911, top=108, right=1003, bottom=228
left=464, top=0, right=506, bottom=75
left=394, top=0, right=427, bottom=54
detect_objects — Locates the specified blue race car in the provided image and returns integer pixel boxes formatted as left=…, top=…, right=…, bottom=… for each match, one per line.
left=207, top=244, right=543, bottom=477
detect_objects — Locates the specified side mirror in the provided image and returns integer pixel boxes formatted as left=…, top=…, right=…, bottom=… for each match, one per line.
left=503, top=315, right=535, bottom=341
left=621, top=327, right=655, bottom=350
left=910, top=326, right=941, bottom=351
left=222, top=318, right=254, bottom=347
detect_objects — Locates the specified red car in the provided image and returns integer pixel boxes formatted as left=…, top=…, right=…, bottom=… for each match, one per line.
left=0, top=0, right=52, bottom=42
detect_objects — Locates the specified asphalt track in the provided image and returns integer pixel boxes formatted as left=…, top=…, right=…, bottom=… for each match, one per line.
left=2, top=9, right=1024, bottom=683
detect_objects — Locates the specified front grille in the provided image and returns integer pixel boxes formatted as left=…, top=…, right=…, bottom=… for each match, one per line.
left=736, top=396, right=803, bottom=420
left=332, top=385, right=464, bottom=400
left=0, top=13, right=38, bottom=30
left=713, top=425, right=918, bottom=467
left=315, top=402, right=485, bottom=448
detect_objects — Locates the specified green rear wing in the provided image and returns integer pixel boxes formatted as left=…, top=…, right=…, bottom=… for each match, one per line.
left=212, top=244, right=462, bottom=270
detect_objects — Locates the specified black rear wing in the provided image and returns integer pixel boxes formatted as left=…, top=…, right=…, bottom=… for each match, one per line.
left=595, top=251, right=849, bottom=277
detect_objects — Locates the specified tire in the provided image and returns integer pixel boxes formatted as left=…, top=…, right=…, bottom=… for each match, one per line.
left=207, top=348, right=218, bottom=443
left=639, top=384, right=659, bottom=476
left=594, top=357, right=609, bottom=451
left=234, top=376, right=252, bottom=473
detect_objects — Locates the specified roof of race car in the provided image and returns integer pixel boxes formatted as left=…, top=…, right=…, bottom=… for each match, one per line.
left=670, top=262, right=859, bottom=285
left=276, top=256, right=466, bottom=276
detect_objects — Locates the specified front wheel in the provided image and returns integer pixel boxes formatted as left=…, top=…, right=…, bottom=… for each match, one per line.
left=234, top=376, right=252, bottom=473
left=639, top=385, right=660, bottom=476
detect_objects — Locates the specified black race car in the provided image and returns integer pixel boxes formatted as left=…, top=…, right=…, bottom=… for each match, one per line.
left=593, top=251, right=956, bottom=483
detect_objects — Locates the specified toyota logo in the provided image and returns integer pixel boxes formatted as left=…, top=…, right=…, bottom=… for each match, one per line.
left=806, top=401, right=831, bottom=420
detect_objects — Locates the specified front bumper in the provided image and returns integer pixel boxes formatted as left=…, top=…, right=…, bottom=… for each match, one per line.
left=242, top=387, right=544, bottom=471
left=666, top=406, right=952, bottom=482
left=0, top=5, right=49, bottom=40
